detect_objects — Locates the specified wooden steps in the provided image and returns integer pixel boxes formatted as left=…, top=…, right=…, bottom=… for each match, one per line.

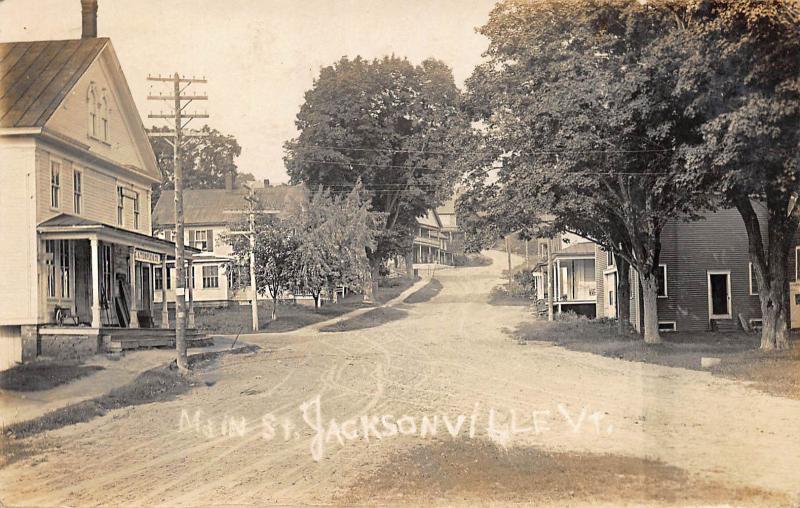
left=103, top=328, right=211, bottom=352
left=710, top=319, right=739, bottom=333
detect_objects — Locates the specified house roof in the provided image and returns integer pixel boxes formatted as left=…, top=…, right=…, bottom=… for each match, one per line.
left=552, top=242, right=596, bottom=257
left=37, top=213, right=200, bottom=255
left=0, top=38, right=108, bottom=128
left=152, top=185, right=307, bottom=226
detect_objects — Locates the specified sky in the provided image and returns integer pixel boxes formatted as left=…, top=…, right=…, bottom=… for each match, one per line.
left=0, top=0, right=497, bottom=184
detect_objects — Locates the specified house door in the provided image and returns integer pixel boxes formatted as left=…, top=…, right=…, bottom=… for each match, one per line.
left=708, top=271, right=732, bottom=318
left=604, top=272, right=617, bottom=319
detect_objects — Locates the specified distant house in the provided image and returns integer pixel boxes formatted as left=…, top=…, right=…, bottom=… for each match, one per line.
left=413, top=201, right=464, bottom=266
left=151, top=179, right=307, bottom=306
left=0, top=2, right=190, bottom=370
left=601, top=206, right=800, bottom=333
left=528, top=235, right=599, bottom=318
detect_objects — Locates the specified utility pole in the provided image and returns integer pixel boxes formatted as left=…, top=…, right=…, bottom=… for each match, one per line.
left=147, top=73, right=208, bottom=372
left=225, top=184, right=263, bottom=332
left=525, top=238, right=529, bottom=270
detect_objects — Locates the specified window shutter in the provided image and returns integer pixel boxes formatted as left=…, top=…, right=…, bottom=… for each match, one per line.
left=206, top=229, right=214, bottom=252
left=188, top=230, right=196, bottom=247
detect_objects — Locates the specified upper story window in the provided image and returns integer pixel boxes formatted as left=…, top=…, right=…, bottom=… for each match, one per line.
left=133, top=192, right=140, bottom=229
left=606, top=251, right=614, bottom=267
left=50, top=161, right=61, bottom=209
left=749, top=263, right=760, bottom=296
left=87, top=83, right=110, bottom=142
left=73, top=170, right=82, bottom=214
left=117, top=186, right=124, bottom=225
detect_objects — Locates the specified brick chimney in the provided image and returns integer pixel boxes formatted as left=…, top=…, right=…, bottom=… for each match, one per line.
left=81, top=0, right=98, bottom=38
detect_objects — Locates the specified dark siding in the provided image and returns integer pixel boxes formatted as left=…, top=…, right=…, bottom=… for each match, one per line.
left=656, top=208, right=764, bottom=332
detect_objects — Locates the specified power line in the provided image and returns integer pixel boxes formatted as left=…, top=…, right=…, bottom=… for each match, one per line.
left=288, top=143, right=674, bottom=156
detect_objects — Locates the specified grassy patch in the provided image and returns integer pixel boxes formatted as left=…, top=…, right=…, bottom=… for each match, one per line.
left=186, top=278, right=419, bottom=335
left=488, top=285, right=534, bottom=307
left=403, top=278, right=443, bottom=304
left=339, top=439, right=789, bottom=506
left=319, top=307, right=408, bottom=333
left=514, top=315, right=800, bottom=399
left=0, top=361, right=105, bottom=392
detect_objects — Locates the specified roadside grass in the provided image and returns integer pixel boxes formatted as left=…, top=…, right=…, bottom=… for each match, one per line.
left=319, top=307, right=408, bottom=333
left=187, top=277, right=418, bottom=335
left=0, top=353, right=225, bottom=468
left=488, top=285, right=535, bottom=307
left=514, top=315, right=800, bottom=399
left=340, top=438, right=790, bottom=507
left=0, top=361, right=105, bottom=392
left=403, top=278, right=443, bottom=304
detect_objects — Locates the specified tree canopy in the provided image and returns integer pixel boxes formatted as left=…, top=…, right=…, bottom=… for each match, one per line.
left=284, top=55, right=468, bottom=299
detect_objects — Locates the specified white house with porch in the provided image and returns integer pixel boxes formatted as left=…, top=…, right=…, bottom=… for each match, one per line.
left=0, top=5, right=200, bottom=370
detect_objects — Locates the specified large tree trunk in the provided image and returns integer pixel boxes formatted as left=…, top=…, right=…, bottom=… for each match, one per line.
left=735, top=196, right=795, bottom=350
left=616, top=255, right=631, bottom=335
left=363, top=258, right=381, bottom=303
left=405, top=249, right=415, bottom=280
left=639, top=274, right=662, bottom=344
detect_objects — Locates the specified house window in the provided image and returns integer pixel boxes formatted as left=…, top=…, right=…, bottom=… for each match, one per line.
left=73, top=170, right=82, bottom=214
left=658, top=321, right=677, bottom=332
left=117, top=186, right=124, bottom=225
left=202, top=265, right=219, bottom=288
left=656, top=264, right=668, bottom=298
left=101, top=96, right=109, bottom=142
left=88, top=84, right=97, bottom=137
left=59, top=240, right=71, bottom=299
left=606, top=251, right=614, bottom=267
left=608, top=290, right=614, bottom=306
left=133, top=192, right=140, bottom=229
left=154, top=267, right=163, bottom=291
left=50, top=161, right=61, bottom=208
left=87, top=83, right=109, bottom=142
left=45, top=240, right=56, bottom=298
left=194, top=230, right=208, bottom=251
left=749, top=263, right=760, bottom=296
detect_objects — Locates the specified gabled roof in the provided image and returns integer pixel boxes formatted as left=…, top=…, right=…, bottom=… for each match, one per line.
left=0, top=38, right=108, bottom=128
left=153, top=185, right=308, bottom=226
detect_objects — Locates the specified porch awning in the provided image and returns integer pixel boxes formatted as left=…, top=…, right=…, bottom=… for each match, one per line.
left=37, top=213, right=201, bottom=257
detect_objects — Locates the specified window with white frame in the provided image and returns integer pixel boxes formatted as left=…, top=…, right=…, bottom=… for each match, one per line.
left=117, top=186, right=124, bottom=225
left=133, top=192, right=140, bottom=229
left=749, top=263, right=760, bottom=296
left=193, top=230, right=208, bottom=250
left=45, top=240, right=56, bottom=298
left=656, top=264, right=668, bottom=298
left=50, top=161, right=60, bottom=209
left=73, top=170, right=82, bottom=214
left=606, top=251, right=614, bottom=267
left=88, top=83, right=98, bottom=137
left=154, top=267, right=163, bottom=291
left=59, top=240, right=71, bottom=299
left=202, top=265, right=219, bottom=288
left=87, top=83, right=109, bottom=142
left=100, top=96, right=109, bottom=142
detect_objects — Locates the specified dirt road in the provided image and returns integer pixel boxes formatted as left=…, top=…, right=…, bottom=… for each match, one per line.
left=2, top=250, right=799, bottom=507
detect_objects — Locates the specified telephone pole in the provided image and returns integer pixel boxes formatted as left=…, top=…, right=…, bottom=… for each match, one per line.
left=225, top=184, right=264, bottom=332
left=147, top=73, right=208, bottom=372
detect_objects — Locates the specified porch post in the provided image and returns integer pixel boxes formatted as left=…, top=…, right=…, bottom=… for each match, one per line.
left=161, top=254, right=170, bottom=328
left=128, top=247, right=139, bottom=328
left=90, top=237, right=102, bottom=328
left=187, top=257, right=195, bottom=329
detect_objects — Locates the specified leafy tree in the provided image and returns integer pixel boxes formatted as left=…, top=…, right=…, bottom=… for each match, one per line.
left=459, top=0, right=710, bottom=343
left=675, top=0, right=800, bottom=349
left=149, top=124, right=243, bottom=206
left=224, top=213, right=300, bottom=321
left=294, top=183, right=380, bottom=308
left=284, top=56, right=467, bottom=301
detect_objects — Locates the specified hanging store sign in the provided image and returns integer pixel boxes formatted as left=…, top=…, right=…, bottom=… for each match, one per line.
left=134, top=249, right=161, bottom=264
